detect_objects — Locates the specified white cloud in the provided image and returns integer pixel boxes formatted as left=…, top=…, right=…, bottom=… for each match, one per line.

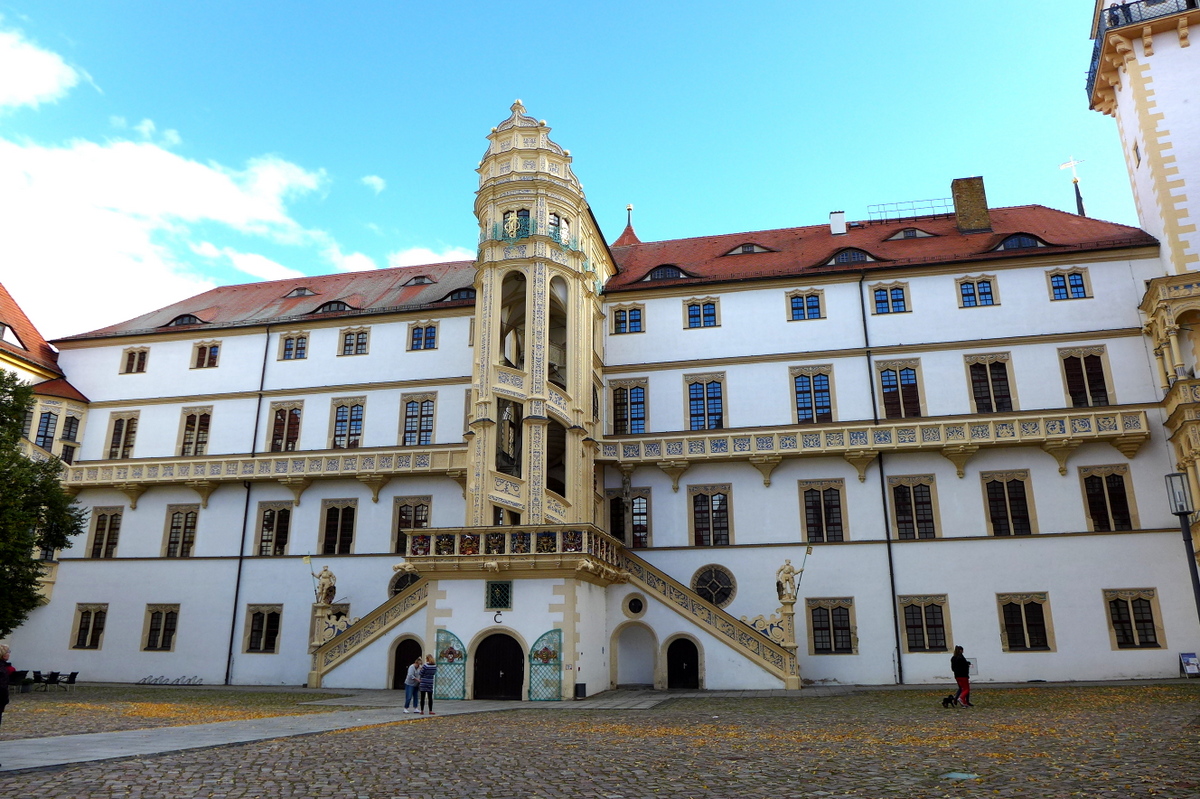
left=161, top=129, right=182, bottom=147
left=134, top=118, right=155, bottom=139
left=222, top=249, right=305, bottom=281
left=0, top=26, right=79, bottom=110
left=323, top=242, right=377, bottom=272
left=360, top=174, right=386, bottom=194
left=387, top=246, right=476, bottom=267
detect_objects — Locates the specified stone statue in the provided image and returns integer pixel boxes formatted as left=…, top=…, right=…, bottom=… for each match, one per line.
left=313, top=565, right=336, bottom=604
left=776, top=559, right=799, bottom=600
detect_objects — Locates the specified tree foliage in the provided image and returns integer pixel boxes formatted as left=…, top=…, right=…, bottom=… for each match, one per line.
left=0, top=371, right=84, bottom=637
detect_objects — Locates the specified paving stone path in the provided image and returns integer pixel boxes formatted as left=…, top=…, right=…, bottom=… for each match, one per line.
left=1, top=683, right=1197, bottom=798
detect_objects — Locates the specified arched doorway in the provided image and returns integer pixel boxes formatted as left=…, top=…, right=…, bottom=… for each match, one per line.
left=473, top=633, right=524, bottom=700
left=667, top=638, right=700, bottom=690
left=392, top=638, right=423, bottom=689
left=616, top=624, right=655, bottom=687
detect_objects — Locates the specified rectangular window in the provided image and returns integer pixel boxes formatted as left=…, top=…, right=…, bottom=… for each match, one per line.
left=808, top=599, right=854, bottom=654
left=611, top=381, right=647, bottom=435
left=164, top=505, right=199, bottom=557
left=968, top=357, right=1014, bottom=413
left=89, top=507, right=122, bottom=558
left=792, top=367, right=833, bottom=424
left=686, top=374, right=724, bottom=430
left=245, top=605, right=282, bottom=653
left=958, top=277, right=997, bottom=308
left=340, top=328, right=369, bottom=356
left=281, top=334, right=308, bottom=360
left=872, top=283, right=908, bottom=314
left=61, top=415, right=80, bottom=443
left=891, top=477, right=937, bottom=539
left=179, top=409, right=211, bottom=456
left=1081, top=466, right=1135, bottom=532
left=1062, top=348, right=1110, bottom=407
left=485, top=581, right=513, bottom=611
left=998, top=593, right=1054, bottom=651
left=35, top=410, right=58, bottom=450
left=108, top=413, right=139, bottom=459
left=409, top=323, right=438, bottom=350
left=193, top=342, right=220, bottom=369
left=1048, top=270, right=1090, bottom=300
left=685, top=298, right=719, bottom=328
left=1106, top=589, right=1162, bottom=649
left=689, top=485, right=731, bottom=546
left=608, top=489, right=650, bottom=549
left=394, top=496, right=431, bottom=554
left=878, top=361, right=921, bottom=419
left=788, top=291, right=823, bottom=321
left=982, top=470, right=1035, bottom=536
left=60, top=444, right=76, bottom=465
left=330, top=398, right=365, bottom=449
left=143, top=605, right=180, bottom=651
left=402, top=394, right=435, bottom=446
left=73, top=604, right=108, bottom=650
left=900, top=596, right=948, bottom=652
left=270, top=403, right=303, bottom=452
left=613, top=306, right=644, bottom=334
left=122, top=348, right=148, bottom=374
left=257, top=502, right=292, bottom=557
left=321, top=500, right=357, bottom=555
left=800, top=480, right=845, bottom=542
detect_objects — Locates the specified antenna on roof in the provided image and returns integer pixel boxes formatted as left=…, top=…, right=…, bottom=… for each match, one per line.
left=1059, top=156, right=1086, bottom=217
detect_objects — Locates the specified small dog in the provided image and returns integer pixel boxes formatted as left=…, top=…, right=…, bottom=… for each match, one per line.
left=941, top=694, right=958, bottom=708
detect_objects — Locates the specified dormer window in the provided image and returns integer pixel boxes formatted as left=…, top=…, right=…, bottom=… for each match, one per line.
left=832, top=249, right=872, bottom=265
left=405, top=276, right=434, bottom=286
left=165, top=315, right=203, bottom=327
left=998, top=234, right=1041, bottom=251
left=445, top=288, right=476, bottom=301
left=285, top=287, right=315, bottom=298
left=0, top=323, right=24, bottom=348
left=646, top=265, right=686, bottom=281
left=886, top=228, right=934, bottom=240
left=314, top=301, right=352, bottom=313
left=725, top=243, right=770, bottom=255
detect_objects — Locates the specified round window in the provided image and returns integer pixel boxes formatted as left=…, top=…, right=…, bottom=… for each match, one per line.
left=628, top=597, right=644, bottom=614
left=691, top=565, right=736, bottom=607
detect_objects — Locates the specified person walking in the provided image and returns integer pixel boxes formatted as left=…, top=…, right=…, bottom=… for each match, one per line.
left=418, top=654, right=437, bottom=715
left=951, top=645, right=973, bottom=707
left=403, top=657, right=421, bottom=713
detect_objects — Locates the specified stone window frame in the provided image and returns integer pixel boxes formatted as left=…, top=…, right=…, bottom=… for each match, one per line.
left=798, top=479, right=848, bottom=543
left=683, top=371, right=725, bottom=431
left=806, top=597, right=857, bottom=655
left=996, top=592, right=1056, bottom=652
left=963, top=353, right=1017, bottom=414
left=243, top=604, right=283, bottom=654
left=687, top=483, right=734, bottom=547
left=605, top=486, right=652, bottom=548
left=72, top=603, right=109, bottom=650
left=682, top=296, right=721, bottom=329
left=400, top=391, right=437, bottom=447
left=690, top=563, right=736, bottom=608
left=268, top=400, right=304, bottom=453
left=869, top=280, right=910, bottom=315
left=955, top=274, right=1000, bottom=308
left=1058, top=345, right=1114, bottom=408
left=407, top=320, right=439, bottom=351
left=105, top=410, right=140, bottom=460
left=176, top=405, right=213, bottom=457
left=888, top=475, right=941, bottom=540
left=142, top=603, right=181, bottom=652
left=980, top=469, right=1039, bottom=536
left=89, top=506, right=123, bottom=559
left=785, top=288, right=825, bottom=321
left=875, top=358, right=926, bottom=419
left=898, top=595, right=952, bottom=654
left=256, top=501, right=293, bottom=557
left=120, top=346, right=149, bottom=374
left=610, top=377, right=649, bottom=435
left=191, top=340, right=221, bottom=369
left=327, top=395, right=367, bottom=450
left=338, top=326, right=371, bottom=357
left=610, top=303, right=646, bottom=335
left=277, top=330, right=309, bottom=361
left=320, top=498, right=358, bottom=555
left=790, top=364, right=836, bottom=425
left=392, top=495, right=432, bottom=554
left=162, top=503, right=200, bottom=558
left=1103, top=588, right=1165, bottom=651
left=1045, top=267, right=1093, bottom=301
left=1078, top=464, right=1139, bottom=532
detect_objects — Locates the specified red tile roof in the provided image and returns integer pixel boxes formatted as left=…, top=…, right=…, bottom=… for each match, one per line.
left=0, top=282, right=62, bottom=375
left=605, top=206, right=1156, bottom=292
left=612, top=222, right=642, bottom=247
left=33, top=377, right=89, bottom=403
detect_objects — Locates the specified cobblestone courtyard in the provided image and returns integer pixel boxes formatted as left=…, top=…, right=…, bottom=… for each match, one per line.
left=2, top=683, right=1199, bottom=798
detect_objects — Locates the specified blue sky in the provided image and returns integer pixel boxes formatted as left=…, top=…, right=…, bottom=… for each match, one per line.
left=0, top=1, right=1131, bottom=339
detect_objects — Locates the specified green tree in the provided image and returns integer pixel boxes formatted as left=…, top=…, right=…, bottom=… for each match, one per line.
left=0, top=371, right=83, bottom=637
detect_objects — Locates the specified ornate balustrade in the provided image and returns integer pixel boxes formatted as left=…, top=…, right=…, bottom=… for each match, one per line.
left=308, top=580, right=429, bottom=687
left=400, top=523, right=622, bottom=568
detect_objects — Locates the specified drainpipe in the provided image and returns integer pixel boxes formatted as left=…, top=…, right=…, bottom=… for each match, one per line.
left=858, top=274, right=904, bottom=685
left=224, top=324, right=271, bottom=685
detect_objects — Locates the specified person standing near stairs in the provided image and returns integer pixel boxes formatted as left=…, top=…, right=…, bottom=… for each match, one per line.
left=418, top=654, right=437, bottom=715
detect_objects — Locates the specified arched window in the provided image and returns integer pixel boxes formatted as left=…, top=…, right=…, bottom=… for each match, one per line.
left=165, top=314, right=203, bottom=327
left=834, top=249, right=869, bottom=264
left=315, top=301, right=352, bottom=313
left=999, top=234, right=1039, bottom=250
left=446, top=288, right=476, bottom=301
left=647, top=265, right=685, bottom=281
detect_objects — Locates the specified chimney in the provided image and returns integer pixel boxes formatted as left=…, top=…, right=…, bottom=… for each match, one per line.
left=829, top=211, right=847, bottom=235
left=951, top=177, right=991, bottom=233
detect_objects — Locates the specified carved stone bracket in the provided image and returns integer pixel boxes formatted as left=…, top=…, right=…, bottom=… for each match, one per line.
left=749, top=455, right=783, bottom=487
left=115, top=482, right=144, bottom=510
left=1041, top=439, right=1082, bottom=476
left=1143, top=25, right=1154, bottom=56
left=278, top=476, right=312, bottom=506
left=842, top=451, right=877, bottom=482
left=185, top=480, right=217, bottom=508
left=1180, top=16, right=1190, bottom=47
left=446, top=469, right=468, bottom=499
left=940, top=444, right=979, bottom=478
left=357, top=473, right=391, bottom=503
left=1110, top=432, right=1150, bottom=460
left=656, top=460, right=690, bottom=492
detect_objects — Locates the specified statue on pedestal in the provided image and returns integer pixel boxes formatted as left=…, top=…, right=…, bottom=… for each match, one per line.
left=776, top=559, right=799, bottom=600
left=313, top=565, right=336, bottom=604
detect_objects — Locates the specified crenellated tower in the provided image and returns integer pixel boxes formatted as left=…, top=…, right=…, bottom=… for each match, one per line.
left=465, top=101, right=616, bottom=527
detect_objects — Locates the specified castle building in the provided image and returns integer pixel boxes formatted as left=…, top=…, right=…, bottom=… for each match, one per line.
left=6, top=0, right=1200, bottom=695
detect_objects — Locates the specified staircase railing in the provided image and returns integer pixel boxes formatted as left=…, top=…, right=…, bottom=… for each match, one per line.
left=308, top=580, right=428, bottom=687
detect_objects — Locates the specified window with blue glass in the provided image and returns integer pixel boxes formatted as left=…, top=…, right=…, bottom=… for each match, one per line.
left=409, top=324, right=437, bottom=350
left=612, top=382, right=646, bottom=435
left=879, top=363, right=921, bottom=418
left=687, top=377, right=724, bottom=430
left=873, top=284, right=908, bottom=314
left=794, top=370, right=833, bottom=424
left=613, top=306, right=644, bottom=334
left=686, top=300, right=718, bottom=328
left=647, top=265, right=685, bottom=281
left=834, top=249, right=869, bottom=264
left=999, top=234, right=1039, bottom=250
left=1049, top=270, right=1089, bottom=301
left=788, top=291, right=822, bottom=321
left=958, top=277, right=996, bottom=307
